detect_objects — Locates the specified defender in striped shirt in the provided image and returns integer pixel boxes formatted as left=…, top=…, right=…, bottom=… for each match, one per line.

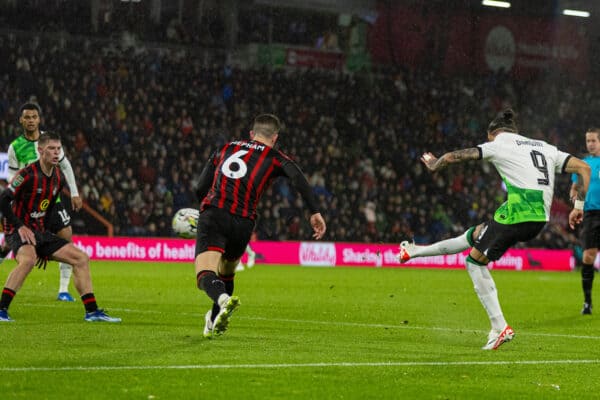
left=2, top=102, right=82, bottom=302
left=195, top=114, right=326, bottom=338
left=0, top=132, right=119, bottom=322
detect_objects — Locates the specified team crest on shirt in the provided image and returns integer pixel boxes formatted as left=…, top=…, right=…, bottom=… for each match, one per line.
left=11, top=175, right=24, bottom=188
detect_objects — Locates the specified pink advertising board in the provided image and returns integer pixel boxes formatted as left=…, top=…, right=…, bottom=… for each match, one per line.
left=71, top=236, right=574, bottom=272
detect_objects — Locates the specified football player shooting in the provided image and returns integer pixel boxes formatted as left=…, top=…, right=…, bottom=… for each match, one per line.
left=194, top=114, right=326, bottom=338
left=399, top=109, right=590, bottom=350
left=1, top=102, right=83, bottom=302
left=0, top=132, right=120, bottom=322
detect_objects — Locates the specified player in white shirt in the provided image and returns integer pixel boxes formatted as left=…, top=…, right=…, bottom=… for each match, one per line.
left=235, top=244, right=257, bottom=271
left=1, top=103, right=83, bottom=302
left=398, top=109, right=590, bottom=350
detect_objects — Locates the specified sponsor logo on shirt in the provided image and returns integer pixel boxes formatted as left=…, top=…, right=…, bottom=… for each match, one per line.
left=11, top=175, right=24, bottom=188
left=30, top=211, right=46, bottom=219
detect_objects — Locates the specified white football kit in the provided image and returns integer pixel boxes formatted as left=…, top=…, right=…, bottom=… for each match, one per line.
left=478, top=132, right=571, bottom=225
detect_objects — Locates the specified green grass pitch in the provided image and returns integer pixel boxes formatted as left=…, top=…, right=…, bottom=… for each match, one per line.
left=1, top=260, right=600, bottom=399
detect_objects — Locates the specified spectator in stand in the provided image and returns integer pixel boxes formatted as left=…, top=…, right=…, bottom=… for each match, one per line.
left=137, top=156, right=157, bottom=185
left=0, top=29, right=594, bottom=248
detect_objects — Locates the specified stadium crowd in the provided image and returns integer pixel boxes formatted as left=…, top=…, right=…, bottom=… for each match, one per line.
left=0, top=0, right=334, bottom=50
left=0, top=28, right=592, bottom=252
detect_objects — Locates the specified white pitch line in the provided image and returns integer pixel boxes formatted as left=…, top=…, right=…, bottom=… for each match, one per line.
left=2, top=359, right=600, bottom=373
left=18, top=303, right=600, bottom=340
left=156, top=310, right=600, bottom=340
left=240, top=316, right=600, bottom=340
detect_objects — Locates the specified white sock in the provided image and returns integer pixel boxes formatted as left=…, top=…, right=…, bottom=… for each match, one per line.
left=412, top=230, right=471, bottom=257
left=465, top=257, right=507, bottom=332
left=246, top=245, right=255, bottom=256
left=59, top=263, right=73, bottom=293
left=217, top=293, right=230, bottom=308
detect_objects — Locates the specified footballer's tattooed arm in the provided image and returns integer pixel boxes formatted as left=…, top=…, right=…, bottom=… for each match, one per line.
left=565, top=156, right=591, bottom=202
left=421, top=148, right=480, bottom=172
left=571, top=181, right=586, bottom=202
left=566, top=155, right=591, bottom=229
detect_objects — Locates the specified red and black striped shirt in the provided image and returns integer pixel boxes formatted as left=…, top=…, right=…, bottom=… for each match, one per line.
left=1, top=161, right=64, bottom=234
left=197, top=140, right=320, bottom=219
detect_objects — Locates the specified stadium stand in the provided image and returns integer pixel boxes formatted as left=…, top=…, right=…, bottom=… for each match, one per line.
left=0, top=1, right=592, bottom=255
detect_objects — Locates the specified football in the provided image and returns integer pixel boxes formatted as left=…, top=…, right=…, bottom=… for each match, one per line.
left=172, top=208, right=199, bottom=239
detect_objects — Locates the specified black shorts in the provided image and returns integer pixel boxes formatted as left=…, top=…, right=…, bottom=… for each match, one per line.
left=47, top=200, right=72, bottom=233
left=473, top=219, right=546, bottom=261
left=581, top=210, right=600, bottom=250
left=6, top=230, right=69, bottom=259
left=195, top=207, right=255, bottom=261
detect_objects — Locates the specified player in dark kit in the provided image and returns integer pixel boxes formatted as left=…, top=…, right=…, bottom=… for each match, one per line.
left=195, top=114, right=326, bottom=338
left=0, top=132, right=120, bottom=322
left=2, top=102, right=83, bottom=302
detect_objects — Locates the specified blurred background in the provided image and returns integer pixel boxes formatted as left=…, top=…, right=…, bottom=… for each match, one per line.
left=0, top=0, right=595, bottom=258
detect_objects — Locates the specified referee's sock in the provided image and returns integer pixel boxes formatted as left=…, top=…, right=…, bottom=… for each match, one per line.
left=197, top=270, right=226, bottom=304
left=582, top=263, right=595, bottom=305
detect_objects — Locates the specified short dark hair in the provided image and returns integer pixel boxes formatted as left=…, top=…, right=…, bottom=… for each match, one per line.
left=487, top=108, right=518, bottom=134
left=253, top=114, right=281, bottom=138
left=19, top=102, right=42, bottom=116
left=587, top=127, right=600, bottom=135
left=39, top=131, right=61, bottom=146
